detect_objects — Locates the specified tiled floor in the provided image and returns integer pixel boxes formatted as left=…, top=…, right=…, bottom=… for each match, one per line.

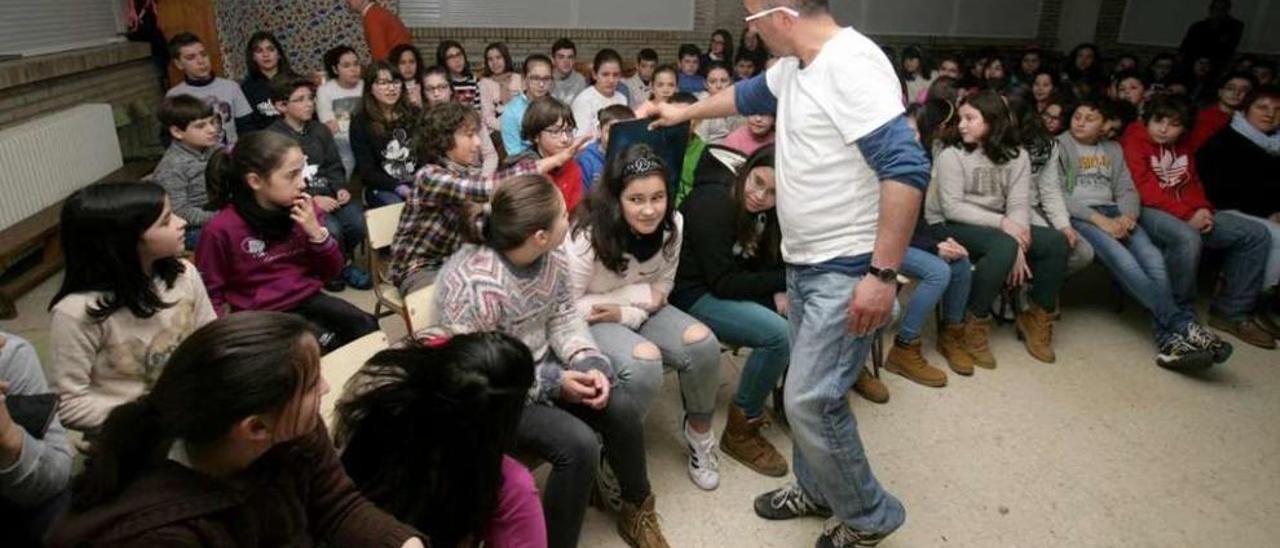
left=3, top=268, right=1277, bottom=547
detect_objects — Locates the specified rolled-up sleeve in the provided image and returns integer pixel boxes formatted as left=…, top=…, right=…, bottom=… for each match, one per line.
left=855, top=115, right=931, bottom=191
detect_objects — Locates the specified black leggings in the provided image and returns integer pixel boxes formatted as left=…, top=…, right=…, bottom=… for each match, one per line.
left=288, top=292, right=379, bottom=352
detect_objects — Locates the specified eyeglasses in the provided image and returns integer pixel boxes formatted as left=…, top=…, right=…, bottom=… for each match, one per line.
left=374, top=79, right=399, bottom=87
left=424, top=84, right=451, bottom=93
left=541, top=126, right=575, bottom=137
left=744, top=5, right=799, bottom=22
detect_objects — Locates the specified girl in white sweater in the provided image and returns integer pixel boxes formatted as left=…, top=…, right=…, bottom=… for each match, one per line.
left=564, top=144, right=724, bottom=491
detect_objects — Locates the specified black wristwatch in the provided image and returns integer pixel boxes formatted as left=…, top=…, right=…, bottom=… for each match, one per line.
left=868, top=265, right=900, bottom=284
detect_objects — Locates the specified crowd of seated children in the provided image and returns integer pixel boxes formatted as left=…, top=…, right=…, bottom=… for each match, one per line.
left=153, top=95, right=220, bottom=250
left=479, top=42, right=524, bottom=135
left=435, top=174, right=668, bottom=547
left=352, top=60, right=420, bottom=206
left=551, top=38, right=587, bottom=105
left=336, top=333, right=547, bottom=548
left=389, top=44, right=425, bottom=108
left=195, top=131, right=378, bottom=353
left=317, top=45, right=364, bottom=176
left=266, top=76, right=372, bottom=291
left=672, top=145, right=788, bottom=475
left=46, top=312, right=426, bottom=547
left=502, top=54, right=556, bottom=157
left=578, top=104, right=636, bottom=191
left=438, top=40, right=480, bottom=111
left=564, top=145, right=723, bottom=493
left=165, top=33, right=252, bottom=147
left=1, top=332, right=73, bottom=545
left=49, top=182, right=215, bottom=435
left=570, top=49, right=629, bottom=139
left=1197, top=85, right=1280, bottom=334
left=387, top=101, right=580, bottom=296
left=239, top=31, right=297, bottom=133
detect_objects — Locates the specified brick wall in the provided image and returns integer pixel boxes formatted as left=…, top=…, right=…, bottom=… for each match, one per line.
left=0, top=42, right=163, bottom=159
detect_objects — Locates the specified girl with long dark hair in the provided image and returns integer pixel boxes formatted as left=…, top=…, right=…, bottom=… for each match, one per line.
left=48, top=182, right=215, bottom=434
left=240, top=31, right=298, bottom=132
left=47, top=312, right=425, bottom=547
left=351, top=59, right=420, bottom=205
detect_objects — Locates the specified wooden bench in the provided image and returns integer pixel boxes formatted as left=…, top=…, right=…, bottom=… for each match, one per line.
left=0, top=161, right=156, bottom=319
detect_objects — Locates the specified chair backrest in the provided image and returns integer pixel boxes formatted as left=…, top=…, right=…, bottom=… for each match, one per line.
left=319, top=330, right=390, bottom=428
left=365, top=202, right=406, bottom=250
left=404, top=283, right=440, bottom=334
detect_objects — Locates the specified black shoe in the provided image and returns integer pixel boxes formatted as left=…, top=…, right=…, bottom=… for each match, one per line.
left=754, top=483, right=832, bottom=520
left=815, top=517, right=891, bottom=548
left=1156, top=334, right=1215, bottom=371
left=324, top=277, right=346, bottom=292
left=1184, top=323, right=1233, bottom=364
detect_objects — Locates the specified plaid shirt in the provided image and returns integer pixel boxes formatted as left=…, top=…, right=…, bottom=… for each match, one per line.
left=388, top=158, right=537, bottom=286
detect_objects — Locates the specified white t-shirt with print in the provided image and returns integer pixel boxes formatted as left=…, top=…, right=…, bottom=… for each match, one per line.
left=765, top=27, right=904, bottom=264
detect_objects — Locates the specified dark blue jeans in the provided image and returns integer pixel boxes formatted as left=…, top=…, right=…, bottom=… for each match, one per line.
left=1138, top=207, right=1270, bottom=322
left=898, top=247, right=972, bottom=341
left=687, top=293, right=789, bottom=419
left=322, top=201, right=368, bottom=261
left=1073, top=206, right=1195, bottom=345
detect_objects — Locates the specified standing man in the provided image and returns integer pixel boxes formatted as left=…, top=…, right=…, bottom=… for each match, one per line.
left=1179, top=0, right=1244, bottom=74
left=347, top=0, right=412, bottom=62
left=651, top=1, right=928, bottom=546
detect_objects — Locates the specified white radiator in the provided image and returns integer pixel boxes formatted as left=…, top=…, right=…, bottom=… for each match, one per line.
left=0, top=103, right=122, bottom=231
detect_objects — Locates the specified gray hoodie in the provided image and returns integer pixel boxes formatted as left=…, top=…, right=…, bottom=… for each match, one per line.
left=926, top=145, right=1031, bottom=228
left=152, top=142, right=216, bottom=226
left=1055, top=132, right=1140, bottom=219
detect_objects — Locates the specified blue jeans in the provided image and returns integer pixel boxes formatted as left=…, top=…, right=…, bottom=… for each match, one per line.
left=365, top=188, right=405, bottom=207
left=1073, top=206, right=1195, bottom=344
left=784, top=264, right=905, bottom=535
left=898, top=247, right=972, bottom=341
left=1219, top=210, right=1280, bottom=290
left=1138, top=207, right=1270, bottom=321
left=322, top=201, right=368, bottom=260
left=687, top=293, right=790, bottom=419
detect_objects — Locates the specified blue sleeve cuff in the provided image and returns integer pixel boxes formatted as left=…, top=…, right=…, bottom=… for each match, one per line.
left=734, top=73, right=777, bottom=116
left=856, top=115, right=932, bottom=191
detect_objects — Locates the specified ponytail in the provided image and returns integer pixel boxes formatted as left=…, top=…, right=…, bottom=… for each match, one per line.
left=72, top=399, right=169, bottom=510
left=461, top=174, right=562, bottom=251
left=204, top=132, right=300, bottom=211
left=460, top=201, right=493, bottom=245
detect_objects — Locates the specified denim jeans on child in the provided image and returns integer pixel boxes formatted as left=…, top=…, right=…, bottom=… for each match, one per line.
left=322, top=201, right=367, bottom=260
left=590, top=305, right=721, bottom=424
left=898, top=247, right=972, bottom=341
left=1072, top=205, right=1196, bottom=345
left=1218, top=210, right=1280, bottom=290
left=1138, top=207, right=1270, bottom=321
left=782, top=261, right=905, bottom=535
left=686, top=294, right=789, bottom=419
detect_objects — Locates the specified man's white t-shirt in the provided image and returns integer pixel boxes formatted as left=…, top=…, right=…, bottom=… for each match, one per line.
left=764, top=27, right=904, bottom=265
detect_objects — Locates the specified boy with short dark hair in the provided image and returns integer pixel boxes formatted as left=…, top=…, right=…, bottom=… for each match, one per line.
left=154, top=94, right=221, bottom=249
left=1187, top=71, right=1257, bottom=151
left=677, top=44, right=706, bottom=94
left=551, top=38, right=586, bottom=104
left=1120, top=94, right=1275, bottom=349
left=623, top=49, right=660, bottom=107
left=266, top=77, right=370, bottom=291
left=165, top=32, right=253, bottom=146
left=577, top=104, right=636, bottom=190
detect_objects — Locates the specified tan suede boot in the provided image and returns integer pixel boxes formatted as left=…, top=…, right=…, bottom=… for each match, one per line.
left=720, top=404, right=788, bottom=477
left=885, top=338, right=948, bottom=387
left=1016, top=303, right=1057, bottom=363
left=937, top=323, right=976, bottom=375
left=618, top=494, right=671, bottom=548
left=851, top=368, right=889, bottom=403
left=963, top=313, right=997, bottom=369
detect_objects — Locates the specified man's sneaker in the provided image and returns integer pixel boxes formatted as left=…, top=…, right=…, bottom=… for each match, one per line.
left=815, top=517, right=891, bottom=548
left=754, top=482, right=832, bottom=520
left=342, top=264, right=373, bottom=290
left=1208, top=314, right=1277, bottom=350
left=1185, top=322, right=1233, bottom=363
left=682, top=416, right=720, bottom=491
left=1156, top=333, right=1215, bottom=371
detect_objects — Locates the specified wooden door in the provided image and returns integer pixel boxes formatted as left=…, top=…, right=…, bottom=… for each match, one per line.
left=155, top=0, right=223, bottom=87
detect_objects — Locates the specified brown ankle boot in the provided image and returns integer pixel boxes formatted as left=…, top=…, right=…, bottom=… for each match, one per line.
left=937, top=323, right=976, bottom=375
left=963, top=313, right=997, bottom=369
left=720, top=404, right=788, bottom=477
left=851, top=368, right=889, bottom=403
left=1016, top=303, right=1057, bottom=363
left=618, top=494, right=670, bottom=548
left=885, top=338, right=947, bottom=387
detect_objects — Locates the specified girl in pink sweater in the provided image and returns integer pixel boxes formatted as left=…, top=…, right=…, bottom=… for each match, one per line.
left=195, top=131, right=377, bottom=353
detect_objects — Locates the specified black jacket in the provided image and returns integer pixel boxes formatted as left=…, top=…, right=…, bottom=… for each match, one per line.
left=267, top=118, right=347, bottom=197
left=672, top=147, right=785, bottom=311
left=1197, top=126, right=1280, bottom=218
left=350, top=110, right=419, bottom=193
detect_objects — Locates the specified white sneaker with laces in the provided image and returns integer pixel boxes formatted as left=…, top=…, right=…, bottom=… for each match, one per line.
left=682, top=415, right=720, bottom=491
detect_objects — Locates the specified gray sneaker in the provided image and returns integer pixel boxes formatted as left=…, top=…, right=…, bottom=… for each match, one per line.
left=815, top=517, right=891, bottom=548
left=754, top=482, right=832, bottom=520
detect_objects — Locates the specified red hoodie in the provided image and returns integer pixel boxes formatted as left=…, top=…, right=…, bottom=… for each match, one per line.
left=1119, top=121, right=1214, bottom=221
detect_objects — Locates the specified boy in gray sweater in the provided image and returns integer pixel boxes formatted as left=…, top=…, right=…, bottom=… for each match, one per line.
left=1, top=332, right=72, bottom=545
left=1059, top=101, right=1223, bottom=370
left=153, top=94, right=221, bottom=250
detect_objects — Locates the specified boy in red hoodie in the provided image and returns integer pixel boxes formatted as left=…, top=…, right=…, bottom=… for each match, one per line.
left=1120, top=94, right=1275, bottom=349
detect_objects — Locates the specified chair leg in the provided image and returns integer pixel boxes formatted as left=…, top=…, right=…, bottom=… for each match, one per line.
left=870, top=328, right=884, bottom=378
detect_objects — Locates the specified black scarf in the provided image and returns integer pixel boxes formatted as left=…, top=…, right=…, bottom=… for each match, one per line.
left=233, top=195, right=295, bottom=242
left=626, top=228, right=665, bottom=263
